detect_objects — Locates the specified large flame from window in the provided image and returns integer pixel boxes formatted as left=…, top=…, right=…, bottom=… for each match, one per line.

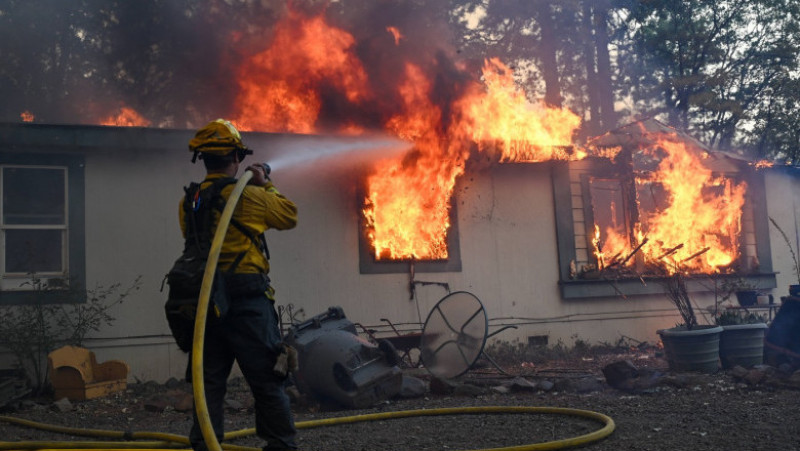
left=227, top=12, right=583, bottom=260
left=593, top=136, right=747, bottom=274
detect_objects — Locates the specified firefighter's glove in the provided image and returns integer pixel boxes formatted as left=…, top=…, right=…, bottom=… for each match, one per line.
left=273, top=343, right=299, bottom=378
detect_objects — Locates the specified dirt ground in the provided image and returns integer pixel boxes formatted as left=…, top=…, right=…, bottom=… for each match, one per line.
left=1, top=346, right=799, bottom=451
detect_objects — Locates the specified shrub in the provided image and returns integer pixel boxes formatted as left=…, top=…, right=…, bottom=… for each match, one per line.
left=0, top=274, right=141, bottom=394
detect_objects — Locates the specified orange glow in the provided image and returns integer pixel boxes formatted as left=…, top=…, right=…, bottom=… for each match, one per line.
left=362, top=58, right=584, bottom=260
left=592, top=224, right=605, bottom=270
left=386, top=26, right=403, bottom=45
left=459, top=58, right=583, bottom=162
left=232, top=11, right=370, bottom=133
left=229, top=11, right=586, bottom=260
left=99, top=107, right=151, bottom=127
left=594, top=136, right=747, bottom=274
left=363, top=63, right=468, bottom=260
left=20, top=111, right=34, bottom=122
left=752, top=159, right=773, bottom=169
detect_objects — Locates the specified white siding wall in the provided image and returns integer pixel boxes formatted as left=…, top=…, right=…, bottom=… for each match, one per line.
left=5, top=127, right=797, bottom=382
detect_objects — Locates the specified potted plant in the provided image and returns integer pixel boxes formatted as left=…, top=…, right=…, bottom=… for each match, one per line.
left=719, top=277, right=762, bottom=307
left=714, top=310, right=768, bottom=369
left=657, top=271, right=723, bottom=373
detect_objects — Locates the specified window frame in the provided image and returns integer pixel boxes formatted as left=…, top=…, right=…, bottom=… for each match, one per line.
left=357, top=187, right=462, bottom=275
left=0, top=152, right=85, bottom=305
left=1, top=164, right=69, bottom=278
left=552, top=160, right=776, bottom=299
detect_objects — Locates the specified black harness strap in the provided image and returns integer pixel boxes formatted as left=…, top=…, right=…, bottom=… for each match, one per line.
left=183, top=177, right=269, bottom=274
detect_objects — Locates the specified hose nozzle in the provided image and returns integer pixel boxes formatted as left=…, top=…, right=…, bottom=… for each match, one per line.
left=259, top=163, right=271, bottom=180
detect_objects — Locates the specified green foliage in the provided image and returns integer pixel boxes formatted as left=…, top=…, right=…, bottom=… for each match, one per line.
left=715, top=310, right=767, bottom=326
left=0, top=274, right=141, bottom=394
left=616, top=0, right=800, bottom=157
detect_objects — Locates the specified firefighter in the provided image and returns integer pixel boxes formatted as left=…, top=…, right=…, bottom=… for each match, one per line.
left=182, top=119, right=298, bottom=451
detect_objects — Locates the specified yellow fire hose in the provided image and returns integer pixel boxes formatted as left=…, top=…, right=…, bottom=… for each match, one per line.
left=0, top=171, right=615, bottom=451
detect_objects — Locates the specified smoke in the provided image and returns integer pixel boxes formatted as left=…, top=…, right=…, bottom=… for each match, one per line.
left=0, top=1, right=478, bottom=130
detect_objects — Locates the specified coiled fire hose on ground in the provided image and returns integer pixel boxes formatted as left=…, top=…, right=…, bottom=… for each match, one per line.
left=0, top=171, right=615, bottom=451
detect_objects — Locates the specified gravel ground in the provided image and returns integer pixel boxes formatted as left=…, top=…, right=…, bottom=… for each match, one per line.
left=1, top=348, right=799, bottom=451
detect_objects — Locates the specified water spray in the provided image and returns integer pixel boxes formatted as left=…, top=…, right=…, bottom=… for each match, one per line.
left=262, top=135, right=411, bottom=172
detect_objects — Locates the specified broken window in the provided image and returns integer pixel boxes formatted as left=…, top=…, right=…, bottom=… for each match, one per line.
left=358, top=194, right=461, bottom=274
left=553, top=136, right=776, bottom=299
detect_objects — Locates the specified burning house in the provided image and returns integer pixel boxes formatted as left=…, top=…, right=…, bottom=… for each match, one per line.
left=2, top=5, right=800, bottom=382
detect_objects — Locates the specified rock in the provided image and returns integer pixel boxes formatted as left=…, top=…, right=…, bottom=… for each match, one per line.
left=52, top=397, right=73, bottom=412
left=506, top=377, right=538, bottom=392
left=754, top=364, right=776, bottom=377
left=553, top=378, right=574, bottom=392
left=491, top=385, right=510, bottom=394
left=398, top=376, right=428, bottom=398
left=164, top=377, right=183, bottom=389
left=573, top=377, right=604, bottom=393
left=453, top=383, right=485, bottom=397
left=603, top=360, right=639, bottom=388
left=538, top=380, right=555, bottom=392
left=744, top=368, right=767, bottom=385
left=729, top=365, right=749, bottom=380
left=144, top=389, right=194, bottom=412
left=787, top=370, right=800, bottom=388
left=429, top=377, right=457, bottom=395
left=174, top=392, right=194, bottom=412
left=630, top=370, right=666, bottom=392
left=659, top=374, right=697, bottom=389
left=143, top=397, right=170, bottom=412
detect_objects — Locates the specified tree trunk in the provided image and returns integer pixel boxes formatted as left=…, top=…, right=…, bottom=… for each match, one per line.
left=535, top=0, right=562, bottom=107
left=582, top=1, right=600, bottom=135
left=593, top=0, right=616, bottom=131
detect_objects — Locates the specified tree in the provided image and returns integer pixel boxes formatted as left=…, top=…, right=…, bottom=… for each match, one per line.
left=615, top=0, right=800, bottom=157
left=449, top=0, right=620, bottom=137
left=0, top=0, right=284, bottom=126
left=746, top=76, right=800, bottom=163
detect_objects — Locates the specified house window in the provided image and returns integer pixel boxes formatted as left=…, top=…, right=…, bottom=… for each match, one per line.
left=553, top=156, right=776, bottom=299
left=2, top=166, right=67, bottom=276
left=0, top=154, right=85, bottom=304
left=358, top=195, right=462, bottom=274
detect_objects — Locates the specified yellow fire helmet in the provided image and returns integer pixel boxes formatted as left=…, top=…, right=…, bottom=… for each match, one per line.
left=188, top=118, right=253, bottom=163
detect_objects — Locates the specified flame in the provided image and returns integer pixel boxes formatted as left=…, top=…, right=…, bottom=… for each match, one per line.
left=459, top=58, right=583, bottom=162
left=592, top=224, right=605, bottom=270
left=228, top=12, right=584, bottom=261
left=594, top=136, right=747, bottom=273
left=100, top=107, right=151, bottom=127
left=752, top=159, right=773, bottom=169
left=386, top=26, right=403, bottom=45
left=232, top=11, right=370, bottom=133
left=364, top=63, right=468, bottom=260
left=20, top=111, right=34, bottom=122
left=362, top=58, right=585, bottom=260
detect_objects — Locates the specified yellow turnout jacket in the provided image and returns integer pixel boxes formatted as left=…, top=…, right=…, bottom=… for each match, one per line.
left=179, top=173, right=298, bottom=275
